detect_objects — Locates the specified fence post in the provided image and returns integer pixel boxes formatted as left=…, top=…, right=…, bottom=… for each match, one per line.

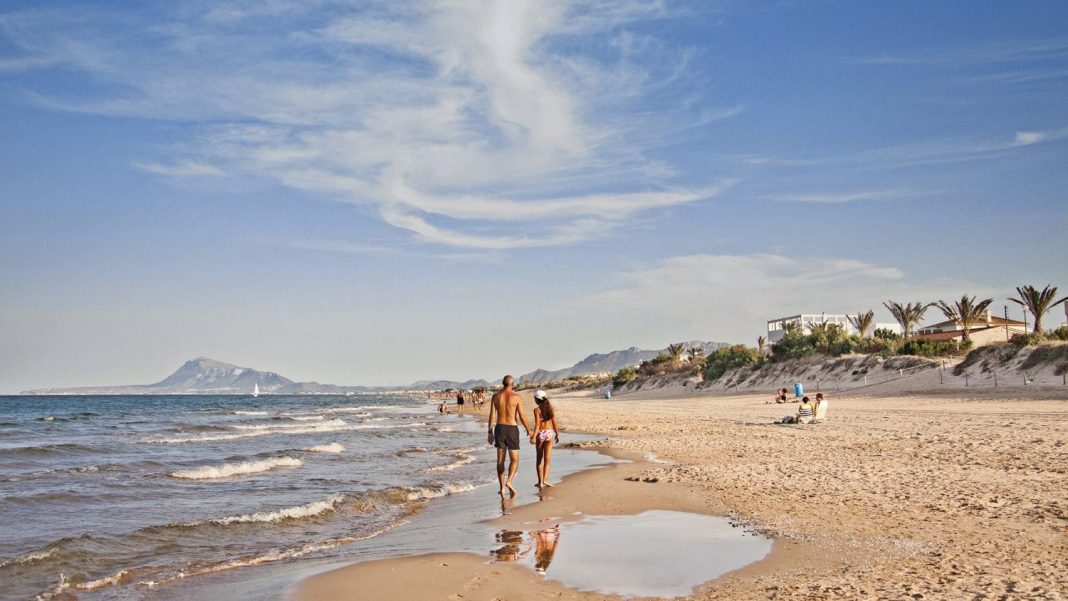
left=965, top=374, right=969, bottom=387
left=994, top=372, right=997, bottom=387
left=836, top=376, right=840, bottom=391
left=939, top=370, right=943, bottom=385
left=864, top=375, right=868, bottom=386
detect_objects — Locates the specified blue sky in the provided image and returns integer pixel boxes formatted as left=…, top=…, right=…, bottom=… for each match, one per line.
left=2, top=1, right=1066, bottom=392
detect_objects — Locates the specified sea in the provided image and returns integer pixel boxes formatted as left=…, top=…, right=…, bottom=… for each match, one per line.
left=0, top=394, right=614, bottom=600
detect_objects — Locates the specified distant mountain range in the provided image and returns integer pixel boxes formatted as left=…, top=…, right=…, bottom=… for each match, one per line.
left=22, top=357, right=379, bottom=396
left=22, top=341, right=729, bottom=395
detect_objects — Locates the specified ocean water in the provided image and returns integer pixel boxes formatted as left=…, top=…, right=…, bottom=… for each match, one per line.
left=0, top=394, right=552, bottom=600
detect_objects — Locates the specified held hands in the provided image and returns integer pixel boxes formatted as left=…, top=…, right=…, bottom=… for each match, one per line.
left=487, top=430, right=494, bottom=445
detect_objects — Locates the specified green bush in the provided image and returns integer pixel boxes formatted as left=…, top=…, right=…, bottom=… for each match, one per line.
left=704, top=344, right=761, bottom=381
left=1049, top=326, right=1068, bottom=341
left=612, top=366, right=639, bottom=388
left=873, top=328, right=902, bottom=341
left=900, top=338, right=971, bottom=358
left=1011, top=332, right=1045, bottom=346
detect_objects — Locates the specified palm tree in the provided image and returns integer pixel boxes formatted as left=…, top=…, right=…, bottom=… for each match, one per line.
left=666, top=343, right=686, bottom=366
left=757, top=336, right=766, bottom=354
left=1009, top=285, right=1067, bottom=334
left=847, top=310, right=875, bottom=338
left=934, top=295, right=994, bottom=342
left=883, top=301, right=931, bottom=340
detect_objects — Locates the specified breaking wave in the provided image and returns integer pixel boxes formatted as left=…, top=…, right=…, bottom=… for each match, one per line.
left=303, top=443, right=344, bottom=454
left=169, top=457, right=303, bottom=480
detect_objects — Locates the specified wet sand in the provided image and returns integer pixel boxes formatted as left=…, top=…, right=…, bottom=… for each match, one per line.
left=295, top=386, right=1067, bottom=600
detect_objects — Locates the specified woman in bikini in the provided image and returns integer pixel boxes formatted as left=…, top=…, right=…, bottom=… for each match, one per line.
left=529, top=390, right=560, bottom=489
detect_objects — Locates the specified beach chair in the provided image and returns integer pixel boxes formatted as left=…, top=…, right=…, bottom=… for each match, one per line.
left=813, top=400, right=829, bottom=422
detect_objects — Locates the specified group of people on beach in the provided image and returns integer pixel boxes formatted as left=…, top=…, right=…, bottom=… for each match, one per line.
left=779, top=392, right=827, bottom=424
left=435, top=389, right=486, bottom=415
left=486, top=375, right=559, bottom=496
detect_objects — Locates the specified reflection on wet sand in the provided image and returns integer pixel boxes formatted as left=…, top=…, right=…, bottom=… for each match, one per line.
left=490, top=526, right=560, bottom=573
left=531, top=526, right=559, bottom=574
left=490, top=530, right=527, bottom=562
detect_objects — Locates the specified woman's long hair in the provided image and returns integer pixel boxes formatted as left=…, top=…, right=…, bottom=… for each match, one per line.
left=536, top=398, right=554, bottom=421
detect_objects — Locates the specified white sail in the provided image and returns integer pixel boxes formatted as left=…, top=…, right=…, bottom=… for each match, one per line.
left=253, top=383, right=259, bottom=397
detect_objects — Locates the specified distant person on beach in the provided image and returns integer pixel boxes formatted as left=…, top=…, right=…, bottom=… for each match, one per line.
left=456, top=390, right=465, bottom=414
left=796, top=396, right=814, bottom=424
left=813, top=392, right=828, bottom=422
left=438, top=400, right=448, bottom=414
left=529, top=390, right=560, bottom=489
left=771, top=388, right=788, bottom=404
left=487, top=375, right=531, bottom=496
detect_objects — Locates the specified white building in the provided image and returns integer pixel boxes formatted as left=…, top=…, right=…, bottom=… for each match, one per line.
left=766, top=313, right=903, bottom=343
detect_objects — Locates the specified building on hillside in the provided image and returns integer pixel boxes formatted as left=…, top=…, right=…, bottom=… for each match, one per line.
left=766, top=313, right=902, bottom=344
left=914, top=311, right=1026, bottom=347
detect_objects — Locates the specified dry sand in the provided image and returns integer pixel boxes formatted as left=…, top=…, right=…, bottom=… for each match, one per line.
left=295, top=384, right=1067, bottom=601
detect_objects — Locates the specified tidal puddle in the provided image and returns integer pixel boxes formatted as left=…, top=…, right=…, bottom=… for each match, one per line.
left=492, top=510, right=772, bottom=598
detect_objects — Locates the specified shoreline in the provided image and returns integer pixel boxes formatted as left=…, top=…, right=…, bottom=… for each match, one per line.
left=292, top=385, right=1067, bottom=600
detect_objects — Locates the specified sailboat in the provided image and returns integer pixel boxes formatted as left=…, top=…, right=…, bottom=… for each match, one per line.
left=253, top=383, right=259, bottom=397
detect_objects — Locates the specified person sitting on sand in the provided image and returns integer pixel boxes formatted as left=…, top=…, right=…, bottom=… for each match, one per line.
left=438, top=400, right=448, bottom=414
left=796, top=396, right=814, bottom=424
left=813, top=392, right=829, bottom=422
left=488, top=375, right=531, bottom=496
left=529, top=390, right=560, bottom=489
left=772, top=388, right=788, bottom=404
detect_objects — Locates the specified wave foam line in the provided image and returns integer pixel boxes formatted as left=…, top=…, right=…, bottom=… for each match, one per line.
left=427, top=454, right=477, bottom=472
left=169, top=457, right=303, bottom=480
left=287, top=415, right=325, bottom=421
left=405, top=482, right=479, bottom=500
left=303, top=443, right=344, bottom=454
left=233, top=418, right=346, bottom=431
left=232, top=410, right=269, bottom=416
left=0, top=547, right=57, bottom=568
left=138, top=518, right=409, bottom=589
left=199, top=494, right=345, bottom=525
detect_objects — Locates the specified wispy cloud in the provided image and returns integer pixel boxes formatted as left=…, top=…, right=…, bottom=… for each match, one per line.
left=739, top=125, right=1068, bottom=171
left=852, top=37, right=1068, bottom=67
left=134, top=160, right=224, bottom=178
left=767, top=189, right=933, bottom=204
left=0, top=1, right=736, bottom=249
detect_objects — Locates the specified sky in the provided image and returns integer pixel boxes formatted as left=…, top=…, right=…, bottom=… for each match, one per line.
left=1, top=0, right=1066, bottom=392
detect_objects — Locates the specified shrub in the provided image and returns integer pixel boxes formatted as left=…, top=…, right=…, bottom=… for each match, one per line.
left=704, top=344, right=761, bottom=381
left=1049, top=326, right=1068, bottom=341
left=1011, top=332, right=1046, bottom=346
left=874, top=328, right=902, bottom=341
left=612, top=366, right=638, bottom=388
left=899, top=338, right=971, bottom=358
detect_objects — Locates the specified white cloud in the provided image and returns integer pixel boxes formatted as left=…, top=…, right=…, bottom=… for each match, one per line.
left=1, top=1, right=734, bottom=249
left=768, top=189, right=919, bottom=204
left=134, top=160, right=224, bottom=177
left=594, top=253, right=995, bottom=343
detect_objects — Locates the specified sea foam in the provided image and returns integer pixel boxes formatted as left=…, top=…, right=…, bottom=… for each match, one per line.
left=169, top=457, right=303, bottom=480
left=203, top=494, right=345, bottom=525
left=303, top=443, right=344, bottom=454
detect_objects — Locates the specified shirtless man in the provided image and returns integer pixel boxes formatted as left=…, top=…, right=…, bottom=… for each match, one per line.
left=487, top=375, right=531, bottom=496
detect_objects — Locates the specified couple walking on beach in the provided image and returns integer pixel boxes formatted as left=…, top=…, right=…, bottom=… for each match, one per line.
left=486, top=375, right=559, bottom=496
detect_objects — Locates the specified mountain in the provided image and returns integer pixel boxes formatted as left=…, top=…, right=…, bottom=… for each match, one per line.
left=516, top=340, right=730, bottom=384
left=22, top=357, right=382, bottom=395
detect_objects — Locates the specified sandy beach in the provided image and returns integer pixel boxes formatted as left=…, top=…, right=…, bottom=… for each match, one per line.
left=295, top=384, right=1067, bottom=600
